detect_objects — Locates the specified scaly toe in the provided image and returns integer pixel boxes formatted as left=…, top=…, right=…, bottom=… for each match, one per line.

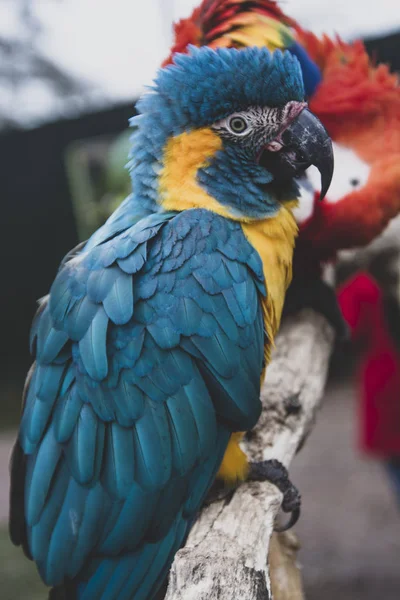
left=247, top=459, right=301, bottom=531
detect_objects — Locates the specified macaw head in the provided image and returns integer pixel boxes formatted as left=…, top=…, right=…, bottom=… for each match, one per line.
left=130, top=46, right=333, bottom=220
left=293, top=34, right=400, bottom=245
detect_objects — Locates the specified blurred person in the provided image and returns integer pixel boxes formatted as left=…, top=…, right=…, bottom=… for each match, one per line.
left=337, top=248, right=400, bottom=507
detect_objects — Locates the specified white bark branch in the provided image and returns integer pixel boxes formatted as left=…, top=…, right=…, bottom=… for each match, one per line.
left=164, top=309, right=335, bottom=600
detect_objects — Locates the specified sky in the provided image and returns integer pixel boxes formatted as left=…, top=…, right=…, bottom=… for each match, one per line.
left=0, top=0, right=399, bottom=128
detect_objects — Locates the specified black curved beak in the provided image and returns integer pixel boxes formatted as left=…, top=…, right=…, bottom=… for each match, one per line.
left=281, top=109, right=334, bottom=200
left=259, top=108, right=334, bottom=200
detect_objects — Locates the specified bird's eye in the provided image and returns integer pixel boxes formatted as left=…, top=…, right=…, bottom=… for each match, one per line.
left=228, top=116, right=248, bottom=134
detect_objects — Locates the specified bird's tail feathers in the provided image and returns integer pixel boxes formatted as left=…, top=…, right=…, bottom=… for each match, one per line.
left=48, top=516, right=188, bottom=600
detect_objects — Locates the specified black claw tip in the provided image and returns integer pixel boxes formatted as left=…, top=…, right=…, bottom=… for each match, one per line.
left=274, top=507, right=301, bottom=532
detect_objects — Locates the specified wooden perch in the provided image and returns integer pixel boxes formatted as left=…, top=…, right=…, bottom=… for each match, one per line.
left=164, top=309, right=334, bottom=600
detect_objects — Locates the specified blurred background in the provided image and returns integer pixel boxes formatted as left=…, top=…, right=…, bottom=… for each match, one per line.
left=0, top=1, right=399, bottom=598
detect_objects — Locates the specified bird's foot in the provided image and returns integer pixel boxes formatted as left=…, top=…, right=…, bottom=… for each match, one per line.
left=248, top=459, right=301, bottom=531
left=283, top=276, right=349, bottom=341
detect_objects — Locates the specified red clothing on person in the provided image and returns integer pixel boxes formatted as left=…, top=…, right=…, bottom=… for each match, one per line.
left=337, top=272, right=400, bottom=457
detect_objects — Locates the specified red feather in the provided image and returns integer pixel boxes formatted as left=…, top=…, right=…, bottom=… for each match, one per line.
left=163, top=0, right=294, bottom=66
left=338, top=273, right=400, bottom=457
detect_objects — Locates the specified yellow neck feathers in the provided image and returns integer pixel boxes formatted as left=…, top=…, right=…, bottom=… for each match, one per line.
left=159, top=128, right=235, bottom=219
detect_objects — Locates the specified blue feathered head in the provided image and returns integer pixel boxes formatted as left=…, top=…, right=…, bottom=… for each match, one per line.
left=137, top=45, right=304, bottom=130
left=129, top=46, right=333, bottom=220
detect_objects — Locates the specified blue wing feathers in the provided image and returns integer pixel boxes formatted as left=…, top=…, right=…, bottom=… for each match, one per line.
left=19, top=370, right=43, bottom=450
left=132, top=519, right=187, bottom=600
left=183, top=423, right=231, bottom=516
left=25, top=428, right=61, bottom=527
left=146, top=360, right=182, bottom=397
left=25, top=390, right=55, bottom=448
left=132, top=401, right=172, bottom=491
left=29, top=300, right=47, bottom=354
left=53, top=385, right=83, bottom=443
left=80, top=515, right=188, bottom=600
left=64, top=296, right=100, bottom=341
left=78, top=307, right=109, bottom=381
left=60, top=365, right=75, bottom=395
left=44, top=478, right=88, bottom=584
left=86, top=266, right=121, bottom=303
left=111, top=376, right=145, bottom=423
left=29, top=461, right=70, bottom=564
left=148, top=480, right=188, bottom=540
left=88, top=543, right=159, bottom=600
left=147, top=318, right=181, bottom=349
left=103, top=272, right=134, bottom=325
left=183, top=375, right=218, bottom=461
left=135, top=274, right=157, bottom=300
left=104, top=423, right=135, bottom=499
left=34, top=305, right=69, bottom=363
left=65, top=404, right=105, bottom=485
left=134, top=300, right=156, bottom=325
left=68, top=484, right=105, bottom=576
left=98, top=484, right=157, bottom=554
left=14, top=208, right=266, bottom=596
left=34, top=363, right=65, bottom=402
left=169, top=296, right=204, bottom=336
left=117, top=243, right=147, bottom=274
left=49, top=270, right=76, bottom=325
left=166, top=390, right=200, bottom=476
left=77, top=373, right=115, bottom=423
left=190, top=329, right=239, bottom=378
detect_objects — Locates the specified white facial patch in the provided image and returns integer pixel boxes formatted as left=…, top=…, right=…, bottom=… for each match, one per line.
left=293, top=142, right=371, bottom=224
left=292, top=174, right=316, bottom=223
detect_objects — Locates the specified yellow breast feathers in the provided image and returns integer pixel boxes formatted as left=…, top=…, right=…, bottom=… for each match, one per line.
left=242, top=204, right=298, bottom=364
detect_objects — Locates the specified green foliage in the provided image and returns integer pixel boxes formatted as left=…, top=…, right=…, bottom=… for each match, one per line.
left=65, top=130, right=132, bottom=241
left=0, top=526, right=47, bottom=599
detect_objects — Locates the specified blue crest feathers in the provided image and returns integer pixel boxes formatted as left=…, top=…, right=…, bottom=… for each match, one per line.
left=136, top=46, right=305, bottom=129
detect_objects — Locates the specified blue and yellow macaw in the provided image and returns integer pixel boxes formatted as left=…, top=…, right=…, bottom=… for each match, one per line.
left=9, top=46, right=333, bottom=600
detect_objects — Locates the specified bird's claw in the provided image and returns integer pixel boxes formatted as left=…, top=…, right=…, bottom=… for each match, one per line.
left=248, top=459, right=301, bottom=532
